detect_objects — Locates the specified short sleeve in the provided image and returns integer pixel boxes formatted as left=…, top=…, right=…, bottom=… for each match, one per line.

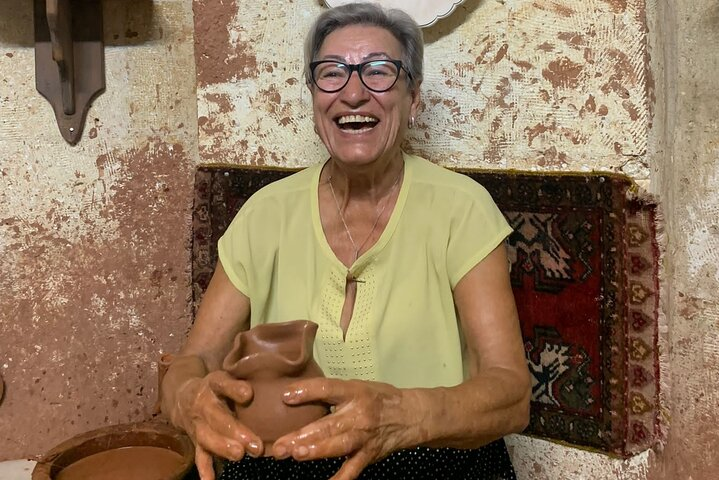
left=446, top=182, right=513, bottom=288
left=217, top=207, right=253, bottom=297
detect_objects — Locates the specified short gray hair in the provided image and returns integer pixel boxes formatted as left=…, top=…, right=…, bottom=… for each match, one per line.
left=304, top=3, right=424, bottom=91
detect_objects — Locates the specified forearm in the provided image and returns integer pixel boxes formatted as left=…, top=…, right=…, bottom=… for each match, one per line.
left=408, top=367, right=531, bottom=449
left=159, top=261, right=251, bottom=429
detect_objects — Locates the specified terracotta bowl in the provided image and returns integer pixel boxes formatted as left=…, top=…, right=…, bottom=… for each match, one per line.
left=32, top=421, right=195, bottom=480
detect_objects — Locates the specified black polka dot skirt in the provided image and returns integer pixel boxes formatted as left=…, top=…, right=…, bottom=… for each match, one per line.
left=217, top=439, right=516, bottom=479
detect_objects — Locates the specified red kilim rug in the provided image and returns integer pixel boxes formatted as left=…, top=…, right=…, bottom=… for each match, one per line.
left=192, top=167, right=662, bottom=457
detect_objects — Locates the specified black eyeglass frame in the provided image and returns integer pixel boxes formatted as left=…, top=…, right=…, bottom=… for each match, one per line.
left=309, top=59, right=412, bottom=93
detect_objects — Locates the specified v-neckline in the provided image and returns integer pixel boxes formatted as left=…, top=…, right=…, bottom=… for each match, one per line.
left=311, top=152, right=413, bottom=278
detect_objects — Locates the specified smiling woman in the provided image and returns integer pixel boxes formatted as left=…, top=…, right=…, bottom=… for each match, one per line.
left=160, top=3, right=530, bottom=480
left=306, top=19, right=420, bottom=182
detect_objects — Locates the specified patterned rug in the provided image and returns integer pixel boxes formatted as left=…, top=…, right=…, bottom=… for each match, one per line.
left=192, top=167, right=662, bottom=458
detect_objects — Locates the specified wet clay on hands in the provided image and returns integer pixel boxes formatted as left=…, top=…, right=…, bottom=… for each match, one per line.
left=222, top=320, right=328, bottom=453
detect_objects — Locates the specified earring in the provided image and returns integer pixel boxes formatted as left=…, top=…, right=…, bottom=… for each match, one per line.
left=408, top=116, right=416, bottom=129
left=314, top=124, right=319, bottom=134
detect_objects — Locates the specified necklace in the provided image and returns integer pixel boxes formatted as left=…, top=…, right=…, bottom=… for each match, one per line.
left=327, top=163, right=403, bottom=282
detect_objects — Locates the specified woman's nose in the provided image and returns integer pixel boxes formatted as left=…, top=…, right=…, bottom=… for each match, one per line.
left=340, top=71, right=370, bottom=103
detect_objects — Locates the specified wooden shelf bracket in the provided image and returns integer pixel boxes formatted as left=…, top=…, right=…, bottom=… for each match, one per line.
left=34, top=0, right=105, bottom=145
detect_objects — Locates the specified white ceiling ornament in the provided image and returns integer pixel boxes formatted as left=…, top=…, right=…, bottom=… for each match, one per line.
left=323, top=0, right=467, bottom=28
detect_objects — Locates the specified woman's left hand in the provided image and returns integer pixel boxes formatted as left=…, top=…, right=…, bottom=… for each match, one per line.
left=271, top=378, right=427, bottom=480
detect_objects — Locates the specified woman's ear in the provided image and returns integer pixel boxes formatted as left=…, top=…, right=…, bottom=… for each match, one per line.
left=409, top=82, right=422, bottom=120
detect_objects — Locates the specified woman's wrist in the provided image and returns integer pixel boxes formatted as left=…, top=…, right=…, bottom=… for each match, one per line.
left=399, top=387, right=441, bottom=447
left=405, top=372, right=531, bottom=449
left=160, top=354, right=209, bottom=429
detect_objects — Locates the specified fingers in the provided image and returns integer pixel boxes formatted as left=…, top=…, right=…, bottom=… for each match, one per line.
left=194, top=419, right=248, bottom=461
left=193, top=393, right=264, bottom=458
left=274, top=379, right=383, bottom=460
left=293, top=414, right=354, bottom=446
left=201, top=402, right=263, bottom=460
left=179, top=373, right=263, bottom=459
left=272, top=377, right=353, bottom=456
left=330, top=450, right=373, bottom=480
left=194, top=444, right=216, bottom=480
left=298, top=431, right=365, bottom=461
left=272, top=415, right=337, bottom=457
left=283, top=377, right=353, bottom=405
left=206, top=370, right=253, bottom=405
left=273, top=412, right=364, bottom=461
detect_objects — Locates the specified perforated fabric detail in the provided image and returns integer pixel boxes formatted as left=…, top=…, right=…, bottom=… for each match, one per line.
left=314, top=264, right=378, bottom=380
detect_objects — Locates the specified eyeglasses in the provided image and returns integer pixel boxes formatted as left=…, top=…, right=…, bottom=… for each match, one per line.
left=309, top=59, right=411, bottom=93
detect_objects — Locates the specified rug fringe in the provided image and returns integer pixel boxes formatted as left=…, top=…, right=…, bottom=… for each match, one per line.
left=623, top=182, right=668, bottom=456
left=651, top=199, right=670, bottom=452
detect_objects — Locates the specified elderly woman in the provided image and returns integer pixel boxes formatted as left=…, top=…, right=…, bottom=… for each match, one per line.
left=161, top=3, right=530, bottom=479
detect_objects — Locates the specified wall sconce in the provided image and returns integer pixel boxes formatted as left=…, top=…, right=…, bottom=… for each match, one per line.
left=34, top=0, right=104, bottom=145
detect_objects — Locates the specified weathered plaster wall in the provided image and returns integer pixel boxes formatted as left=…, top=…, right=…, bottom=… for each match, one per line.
left=645, top=0, right=719, bottom=478
left=195, top=0, right=651, bottom=177
left=1, top=0, right=717, bottom=477
left=0, top=0, right=197, bottom=460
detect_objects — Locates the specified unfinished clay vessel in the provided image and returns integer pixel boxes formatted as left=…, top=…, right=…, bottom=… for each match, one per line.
left=222, top=320, right=328, bottom=451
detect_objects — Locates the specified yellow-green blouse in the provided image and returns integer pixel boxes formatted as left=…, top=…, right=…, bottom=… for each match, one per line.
left=218, top=153, right=512, bottom=388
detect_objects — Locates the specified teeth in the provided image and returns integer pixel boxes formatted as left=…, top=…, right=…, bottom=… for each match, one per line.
left=337, top=115, right=378, bottom=125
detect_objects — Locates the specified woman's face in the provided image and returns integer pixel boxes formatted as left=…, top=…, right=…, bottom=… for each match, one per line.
left=311, top=25, right=420, bottom=168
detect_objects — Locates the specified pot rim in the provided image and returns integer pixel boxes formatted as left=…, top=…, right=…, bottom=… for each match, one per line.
left=31, top=420, right=194, bottom=480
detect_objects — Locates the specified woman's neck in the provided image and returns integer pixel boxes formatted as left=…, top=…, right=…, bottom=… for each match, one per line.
left=324, top=151, right=405, bottom=203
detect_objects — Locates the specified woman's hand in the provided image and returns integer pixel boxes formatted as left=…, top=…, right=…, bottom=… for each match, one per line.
left=171, top=371, right=263, bottom=480
left=271, top=378, right=427, bottom=480
left=160, top=262, right=257, bottom=479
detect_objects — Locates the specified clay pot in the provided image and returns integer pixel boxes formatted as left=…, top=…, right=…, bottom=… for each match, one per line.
left=32, top=421, right=194, bottom=480
left=222, top=320, right=328, bottom=451
left=154, top=352, right=176, bottom=415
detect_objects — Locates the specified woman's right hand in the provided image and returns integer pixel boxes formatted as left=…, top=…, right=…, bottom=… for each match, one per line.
left=161, top=261, right=256, bottom=479
left=171, top=370, right=263, bottom=480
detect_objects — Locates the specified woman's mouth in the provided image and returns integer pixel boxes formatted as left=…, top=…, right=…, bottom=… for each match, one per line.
left=336, top=114, right=378, bottom=133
